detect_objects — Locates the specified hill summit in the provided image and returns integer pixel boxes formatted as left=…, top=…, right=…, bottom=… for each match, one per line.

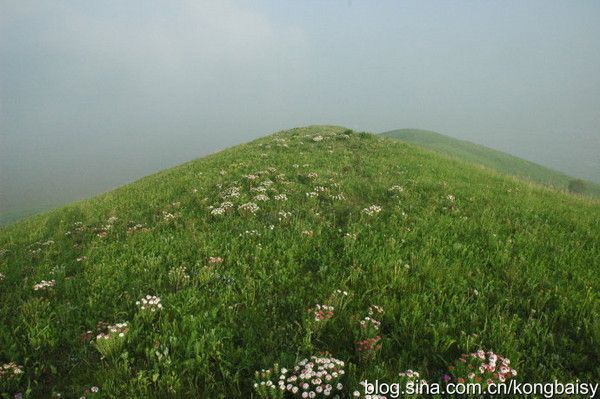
left=1, top=126, right=599, bottom=397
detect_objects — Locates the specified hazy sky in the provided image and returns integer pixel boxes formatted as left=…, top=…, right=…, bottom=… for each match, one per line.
left=1, top=0, right=600, bottom=219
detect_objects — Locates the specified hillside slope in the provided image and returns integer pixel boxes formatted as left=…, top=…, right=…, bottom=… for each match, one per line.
left=382, top=128, right=600, bottom=197
left=1, top=126, right=599, bottom=397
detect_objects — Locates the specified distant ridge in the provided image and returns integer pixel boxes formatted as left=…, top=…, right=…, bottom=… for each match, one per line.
left=382, top=128, right=600, bottom=197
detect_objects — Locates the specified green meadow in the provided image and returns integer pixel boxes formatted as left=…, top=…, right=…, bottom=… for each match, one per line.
left=1, top=126, right=599, bottom=398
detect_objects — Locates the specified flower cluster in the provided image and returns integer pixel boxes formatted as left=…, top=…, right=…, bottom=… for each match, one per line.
left=254, top=365, right=285, bottom=399
left=33, top=279, right=56, bottom=291
left=95, top=322, right=128, bottom=359
left=254, top=194, right=270, bottom=202
left=221, top=186, right=241, bottom=199
left=389, top=185, right=405, bottom=193
left=0, top=362, right=23, bottom=378
left=277, top=211, right=292, bottom=221
left=362, top=205, right=382, bottom=216
left=96, top=322, right=128, bottom=341
left=0, top=272, right=5, bottom=282
left=79, top=386, right=100, bottom=399
left=274, top=194, right=288, bottom=201
left=208, top=256, right=224, bottom=264
left=312, top=304, right=334, bottom=321
left=238, top=202, right=260, bottom=214
left=399, top=369, right=420, bottom=379
left=329, top=193, right=346, bottom=201
left=136, top=295, right=162, bottom=312
left=127, top=223, right=149, bottom=234
left=398, top=369, right=428, bottom=388
left=445, top=350, right=517, bottom=385
left=355, top=335, right=381, bottom=352
left=162, top=211, right=178, bottom=221
left=254, top=356, right=345, bottom=398
left=355, top=305, right=384, bottom=360
left=360, top=305, right=384, bottom=332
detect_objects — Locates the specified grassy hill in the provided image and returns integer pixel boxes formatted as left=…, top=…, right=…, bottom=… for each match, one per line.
left=0, top=126, right=599, bottom=398
left=382, top=128, right=600, bottom=197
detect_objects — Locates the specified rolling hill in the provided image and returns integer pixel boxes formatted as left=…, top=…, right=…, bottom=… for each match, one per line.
left=382, top=128, right=600, bottom=197
left=0, top=126, right=599, bottom=398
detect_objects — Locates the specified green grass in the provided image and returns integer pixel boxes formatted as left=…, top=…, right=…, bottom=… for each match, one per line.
left=382, top=128, right=600, bottom=197
left=0, top=126, right=599, bottom=398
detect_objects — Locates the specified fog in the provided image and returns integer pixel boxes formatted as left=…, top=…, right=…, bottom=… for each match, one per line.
left=1, top=0, right=600, bottom=223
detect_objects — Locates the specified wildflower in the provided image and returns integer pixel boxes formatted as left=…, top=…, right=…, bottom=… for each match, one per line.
left=302, top=230, right=314, bottom=237
left=98, top=322, right=128, bottom=338
left=76, top=256, right=87, bottom=262
left=220, top=201, right=234, bottom=210
left=313, top=304, right=334, bottom=321
left=312, top=135, right=323, bottom=142
left=221, top=186, right=241, bottom=199
left=90, top=387, right=99, bottom=393
left=162, top=212, right=176, bottom=221
left=0, top=272, right=5, bottom=282
left=274, top=193, right=288, bottom=201
left=389, top=185, right=405, bottom=192
left=330, top=193, right=346, bottom=201
left=136, top=295, right=162, bottom=312
left=254, top=194, right=270, bottom=202
left=33, top=279, right=56, bottom=291
left=446, top=350, right=516, bottom=386
left=447, top=194, right=456, bottom=202
left=255, top=356, right=345, bottom=398
left=127, top=223, right=148, bottom=233
left=307, top=172, right=318, bottom=179
left=355, top=336, right=382, bottom=352
left=362, top=205, right=382, bottom=216
left=345, top=232, right=357, bottom=240
left=245, top=174, right=259, bottom=181
left=238, top=202, right=260, bottom=214
left=208, top=257, right=223, bottom=264
left=0, top=362, right=23, bottom=377
left=94, top=322, right=128, bottom=358
left=278, top=211, right=292, bottom=221
left=210, top=207, right=226, bottom=216
left=399, top=369, right=421, bottom=380
left=305, top=192, right=318, bottom=198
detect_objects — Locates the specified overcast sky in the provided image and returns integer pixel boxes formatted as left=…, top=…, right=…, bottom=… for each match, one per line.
left=1, top=0, right=599, bottom=219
